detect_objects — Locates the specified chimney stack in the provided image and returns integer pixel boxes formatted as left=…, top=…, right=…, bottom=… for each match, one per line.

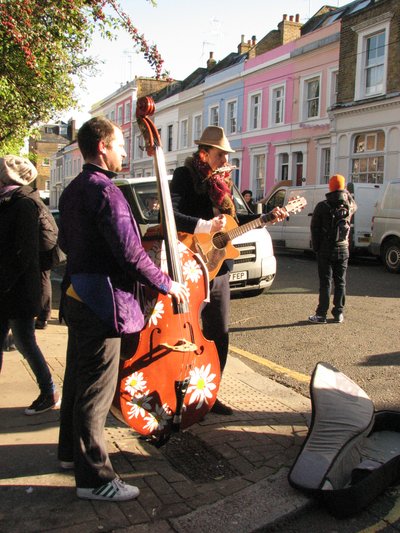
left=278, top=12, right=302, bottom=45
left=207, top=51, right=217, bottom=70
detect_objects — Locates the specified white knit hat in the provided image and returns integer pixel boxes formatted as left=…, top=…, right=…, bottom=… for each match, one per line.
left=0, top=155, right=38, bottom=186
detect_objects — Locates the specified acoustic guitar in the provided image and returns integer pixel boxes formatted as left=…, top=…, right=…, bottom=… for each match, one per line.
left=180, top=196, right=307, bottom=281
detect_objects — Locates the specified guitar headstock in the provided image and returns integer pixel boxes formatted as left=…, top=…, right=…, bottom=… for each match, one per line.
left=285, top=196, right=307, bottom=215
left=136, top=96, right=161, bottom=157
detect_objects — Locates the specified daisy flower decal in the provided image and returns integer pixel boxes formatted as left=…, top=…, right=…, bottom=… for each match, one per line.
left=147, top=300, right=165, bottom=326
left=187, top=363, right=217, bottom=409
left=182, top=259, right=203, bottom=283
left=124, top=371, right=147, bottom=396
left=143, top=403, right=172, bottom=432
left=126, top=390, right=153, bottom=419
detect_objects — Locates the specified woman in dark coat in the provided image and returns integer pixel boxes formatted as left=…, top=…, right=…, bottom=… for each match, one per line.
left=0, top=155, right=60, bottom=415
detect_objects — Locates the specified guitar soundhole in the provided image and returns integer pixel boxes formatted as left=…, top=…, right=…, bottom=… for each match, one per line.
left=212, top=231, right=229, bottom=250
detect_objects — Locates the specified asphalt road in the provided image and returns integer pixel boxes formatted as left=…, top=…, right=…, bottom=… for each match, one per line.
left=229, top=251, right=400, bottom=411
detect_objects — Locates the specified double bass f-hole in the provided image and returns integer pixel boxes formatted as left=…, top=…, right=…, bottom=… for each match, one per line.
left=112, top=97, right=221, bottom=445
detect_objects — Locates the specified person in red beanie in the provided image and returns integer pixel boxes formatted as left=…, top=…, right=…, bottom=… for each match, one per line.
left=308, top=174, right=357, bottom=324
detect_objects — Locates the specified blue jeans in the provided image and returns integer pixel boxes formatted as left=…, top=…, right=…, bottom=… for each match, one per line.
left=316, top=247, right=349, bottom=318
left=0, top=317, right=55, bottom=395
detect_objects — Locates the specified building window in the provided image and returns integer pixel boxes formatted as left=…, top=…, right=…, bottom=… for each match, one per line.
left=279, top=153, right=289, bottom=181
left=167, top=125, right=173, bottom=152
left=110, top=110, right=115, bottom=122
left=293, top=152, right=303, bottom=186
left=45, top=180, right=50, bottom=191
left=355, top=19, right=389, bottom=100
left=226, top=100, right=237, bottom=134
left=249, top=92, right=261, bottom=130
left=231, top=157, right=240, bottom=188
left=321, top=148, right=331, bottom=184
left=135, top=134, right=143, bottom=159
left=193, top=115, right=202, bottom=144
left=125, top=101, right=131, bottom=123
left=117, top=105, right=123, bottom=125
left=253, top=153, right=266, bottom=199
left=351, top=130, right=385, bottom=183
left=180, top=119, right=188, bottom=149
left=271, top=85, right=285, bottom=125
left=209, top=105, right=219, bottom=126
left=365, top=32, right=385, bottom=96
left=122, top=136, right=130, bottom=166
left=304, top=77, right=320, bottom=119
left=329, top=70, right=338, bottom=107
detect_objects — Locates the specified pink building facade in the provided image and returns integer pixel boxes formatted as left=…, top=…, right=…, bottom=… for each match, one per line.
left=241, top=22, right=341, bottom=200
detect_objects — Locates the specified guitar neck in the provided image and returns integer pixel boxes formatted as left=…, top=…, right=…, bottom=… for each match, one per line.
left=226, top=213, right=274, bottom=241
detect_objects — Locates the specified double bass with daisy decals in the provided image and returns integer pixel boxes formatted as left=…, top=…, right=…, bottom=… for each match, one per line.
left=111, top=97, right=221, bottom=445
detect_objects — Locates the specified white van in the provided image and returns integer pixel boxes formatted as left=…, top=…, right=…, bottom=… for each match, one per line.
left=112, top=177, right=276, bottom=295
left=262, top=183, right=381, bottom=254
left=369, top=179, right=400, bottom=273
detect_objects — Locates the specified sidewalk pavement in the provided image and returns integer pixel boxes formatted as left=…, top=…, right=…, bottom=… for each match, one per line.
left=0, top=312, right=312, bottom=533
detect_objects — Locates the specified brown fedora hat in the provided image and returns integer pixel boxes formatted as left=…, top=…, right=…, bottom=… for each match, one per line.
left=195, top=126, right=235, bottom=153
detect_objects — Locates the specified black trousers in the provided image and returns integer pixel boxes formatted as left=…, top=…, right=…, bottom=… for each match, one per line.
left=37, top=269, right=52, bottom=322
left=201, top=272, right=230, bottom=373
left=316, top=247, right=349, bottom=318
left=58, top=296, right=121, bottom=488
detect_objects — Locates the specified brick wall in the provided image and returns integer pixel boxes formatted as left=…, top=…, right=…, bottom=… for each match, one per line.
left=337, top=0, right=400, bottom=104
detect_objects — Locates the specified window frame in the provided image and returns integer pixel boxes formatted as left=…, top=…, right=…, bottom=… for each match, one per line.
left=124, top=101, right=131, bottom=123
left=354, top=19, right=390, bottom=101
left=193, top=114, right=202, bottom=145
left=248, top=91, right=262, bottom=131
left=117, top=104, right=123, bottom=125
left=249, top=147, right=267, bottom=199
left=302, top=75, right=321, bottom=120
left=226, top=99, right=238, bottom=135
left=350, top=130, right=385, bottom=183
left=179, top=118, right=189, bottom=149
left=269, top=83, right=286, bottom=126
left=209, top=105, right=219, bottom=127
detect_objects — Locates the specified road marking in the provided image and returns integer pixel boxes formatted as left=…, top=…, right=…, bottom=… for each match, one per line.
left=229, top=345, right=310, bottom=383
left=357, top=497, right=400, bottom=532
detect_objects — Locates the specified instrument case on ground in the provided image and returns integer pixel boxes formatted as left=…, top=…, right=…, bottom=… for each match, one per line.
left=288, top=362, right=400, bottom=518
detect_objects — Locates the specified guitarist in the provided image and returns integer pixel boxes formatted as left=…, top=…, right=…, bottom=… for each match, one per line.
left=171, top=126, right=286, bottom=415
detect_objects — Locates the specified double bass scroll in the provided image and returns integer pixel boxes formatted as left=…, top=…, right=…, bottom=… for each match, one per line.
left=112, top=96, right=221, bottom=445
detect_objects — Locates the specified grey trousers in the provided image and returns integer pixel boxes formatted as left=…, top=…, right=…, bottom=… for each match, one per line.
left=58, top=296, right=121, bottom=488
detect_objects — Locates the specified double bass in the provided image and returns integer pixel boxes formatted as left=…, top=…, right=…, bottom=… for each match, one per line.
left=112, top=97, right=221, bottom=445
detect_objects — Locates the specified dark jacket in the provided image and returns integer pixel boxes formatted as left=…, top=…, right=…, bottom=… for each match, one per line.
left=0, top=186, right=41, bottom=319
left=311, top=189, right=357, bottom=253
left=170, top=160, right=258, bottom=275
left=59, top=164, right=172, bottom=334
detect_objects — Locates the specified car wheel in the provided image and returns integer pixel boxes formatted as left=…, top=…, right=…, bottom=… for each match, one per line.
left=382, top=238, right=400, bottom=273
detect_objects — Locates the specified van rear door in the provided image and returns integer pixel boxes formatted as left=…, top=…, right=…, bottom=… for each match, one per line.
left=350, top=183, right=381, bottom=250
left=282, top=186, right=327, bottom=250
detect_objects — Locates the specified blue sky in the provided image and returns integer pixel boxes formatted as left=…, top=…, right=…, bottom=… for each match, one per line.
left=68, top=0, right=348, bottom=125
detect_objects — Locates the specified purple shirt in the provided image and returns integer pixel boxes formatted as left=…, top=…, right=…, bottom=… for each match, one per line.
left=59, top=164, right=171, bottom=334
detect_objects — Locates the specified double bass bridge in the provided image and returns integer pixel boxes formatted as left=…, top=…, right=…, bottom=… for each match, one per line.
left=160, top=339, right=197, bottom=352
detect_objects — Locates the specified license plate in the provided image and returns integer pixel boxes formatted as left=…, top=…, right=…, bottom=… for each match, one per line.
left=229, top=271, right=248, bottom=282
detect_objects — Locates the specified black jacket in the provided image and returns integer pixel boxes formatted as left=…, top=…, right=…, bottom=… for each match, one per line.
left=0, top=186, right=41, bottom=319
left=311, top=189, right=357, bottom=253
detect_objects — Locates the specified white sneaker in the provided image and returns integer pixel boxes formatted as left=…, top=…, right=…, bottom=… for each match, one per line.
left=77, top=478, right=140, bottom=501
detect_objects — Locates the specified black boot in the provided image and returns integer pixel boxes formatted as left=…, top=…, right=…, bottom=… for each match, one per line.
left=211, top=399, right=233, bottom=415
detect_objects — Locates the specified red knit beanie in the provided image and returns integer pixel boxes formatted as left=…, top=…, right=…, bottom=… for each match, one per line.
left=329, top=174, right=346, bottom=192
